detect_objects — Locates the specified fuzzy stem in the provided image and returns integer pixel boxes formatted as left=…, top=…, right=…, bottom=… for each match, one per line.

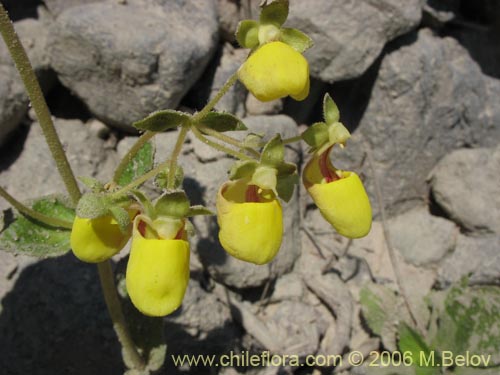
left=0, top=6, right=145, bottom=369
left=197, top=123, right=261, bottom=158
left=191, top=126, right=255, bottom=161
left=112, top=159, right=171, bottom=197
left=191, top=72, right=238, bottom=123
left=0, top=186, right=73, bottom=229
left=97, top=262, right=145, bottom=370
left=167, top=125, right=188, bottom=189
left=114, top=131, right=155, bottom=183
left=0, top=4, right=80, bottom=204
left=282, top=135, right=302, bottom=145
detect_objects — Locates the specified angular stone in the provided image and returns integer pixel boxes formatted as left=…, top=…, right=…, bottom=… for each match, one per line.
left=48, top=0, right=218, bottom=130
left=336, top=29, right=500, bottom=216
left=430, top=146, right=500, bottom=234
left=388, top=206, right=458, bottom=266
left=288, top=0, right=423, bottom=82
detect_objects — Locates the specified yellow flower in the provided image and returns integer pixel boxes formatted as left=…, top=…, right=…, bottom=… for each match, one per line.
left=126, top=216, right=190, bottom=317
left=238, top=41, right=310, bottom=102
left=216, top=179, right=283, bottom=265
left=70, top=214, right=131, bottom=263
left=303, top=149, right=372, bottom=238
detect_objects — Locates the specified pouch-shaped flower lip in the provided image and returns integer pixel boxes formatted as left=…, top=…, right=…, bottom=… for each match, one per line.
left=216, top=179, right=283, bottom=265
left=70, top=214, right=132, bottom=263
left=238, top=41, right=310, bottom=102
left=126, top=215, right=190, bottom=317
left=303, top=150, right=372, bottom=239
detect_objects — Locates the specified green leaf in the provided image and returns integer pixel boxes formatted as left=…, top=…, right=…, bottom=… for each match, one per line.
left=133, top=110, right=190, bottom=132
left=109, top=206, right=131, bottom=234
left=76, top=192, right=111, bottom=219
left=323, top=93, right=340, bottom=125
left=155, top=191, right=190, bottom=219
left=261, top=134, right=284, bottom=167
left=117, top=141, right=154, bottom=187
left=433, top=285, right=500, bottom=366
left=198, top=112, right=247, bottom=132
left=399, top=323, right=440, bottom=375
left=0, top=196, right=75, bottom=258
left=242, top=133, right=264, bottom=149
left=78, top=176, right=104, bottom=192
left=260, top=0, right=289, bottom=27
left=276, top=161, right=296, bottom=176
left=302, top=122, right=329, bottom=148
left=154, top=164, right=184, bottom=190
left=229, top=160, right=259, bottom=180
left=280, top=28, right=313, bottom=53
left=236, top=20, right=260, bottom=49
left=187, top=205, right=214, bottom=217
left=276, top=173, right=298, bottom=202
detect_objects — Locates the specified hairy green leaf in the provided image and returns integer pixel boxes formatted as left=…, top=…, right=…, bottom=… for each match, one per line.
left=302, top=122, right=329, bottom=148
left=117, top=141, right=154, bottom=187
left=280, top=28, right=313, bottom=52
left=260, top=0, right=289, bottom=27
left=0, top=196, right=75, bottom=258
left=323, top=93, right=340, bottom=125
left=198, top=112, right=247, bottom=132
left=155, top=191, right=190, bottom=219
left=133, top=110, right=189, bottom=132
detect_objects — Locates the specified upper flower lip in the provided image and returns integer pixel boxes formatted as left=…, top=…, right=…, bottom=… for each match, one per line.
left=238, top=41, right=310, bottom=102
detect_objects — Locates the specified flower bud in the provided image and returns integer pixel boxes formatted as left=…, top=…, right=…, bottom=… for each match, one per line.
left=303, top=152, right=372, bottom=238
left=238, top=41, right=309, bottom=102
left=70, top=214, right=131, bottom=263
left=216, top=179, right=283, bottom=265
left=126, top=216, right=189, bottom=317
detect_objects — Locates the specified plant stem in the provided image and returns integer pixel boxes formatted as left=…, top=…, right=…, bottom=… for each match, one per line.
left=114, top=131, right=155, bottom=183
left=0, top=186, right=73, bottom=229
left=0, top=4, right=80, bottom=204
left=282, top=135, right=302, bottom=145
left=197, top=123, right=261, bottom=158
left=191, top=126, right=255, bottom=161
left=97, top=262, right=145, bottom=370
left=112, top=159, right=171, bottom=197
left=167, top=125, right=188, bottom=189
left=191, top=72, right=238, bottom=123
left=0, top=6, right=145, bottom=369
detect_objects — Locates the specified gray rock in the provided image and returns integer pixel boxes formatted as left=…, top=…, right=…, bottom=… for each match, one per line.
left=388, top=206, right=458, bottom=266
left=0, top=17, right=54, bottom=144
left=245, top=95, right=283, bottom=116
left=48, top=0, right=218, bottom=130
left=0, top=119, right=118, bottom=210
left=430, top=146, right=500, bottom=234
left=43, top=0, right=105, bottom=17
left=288, top=0, right=423, bottom=82
left=437, top=234, right=500, bottom=287
left=193, top=115, right=301, bottom=289
left=337, top=29, right=500, bottom=216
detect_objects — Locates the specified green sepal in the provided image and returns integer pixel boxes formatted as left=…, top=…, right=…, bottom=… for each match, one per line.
left=0, top=195, right=75, bottom=258
left=130, top=190, right=154, bottom=218
left=109, top=206, right=131, bottom=234
left=302, top=122, right=329, bottom=149
left=260, top=0, right=289, bottom=27
left=154, top=191, right=190, bottom=219
left=198, top=112, right=247, bottom=132
left=276, top=161, right=296, bottom=176
left=186, top=205, right=214, bottom=217
left=398, top=323, right=440, bottom=375
left=236, top=20, right=260, bottom=49
left=323, top=93, right=340, bottom=125
left=251, top=165, right=278, bottom=192
left=117, top=141, right=155, bottom=187
left=154, top=164, right=184, bottom=190
left=229, top=160, right=259, bottom=180
left=133, top=110, right=190, bottom=132
left=260, top=134, right=284, bottom=167
left=242, top=132, right=264, bottom=149
left=76, top=192, right=111, bottom=219
left=276, top=172, right=298, bottom=202
left=280, top=28, right=313, bottom=53
left=78, top=176, right=104, bottom=192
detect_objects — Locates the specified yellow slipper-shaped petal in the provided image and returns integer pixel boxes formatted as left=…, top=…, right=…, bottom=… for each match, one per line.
left=216, top=179, right=283, bottom=265
left=71, top=215, right=131, bottom=263
left=126, top=219, right=190, bottom=317
left=238, top=41, right=310, bottom=102
left=303, top=154, right=372, bottom=238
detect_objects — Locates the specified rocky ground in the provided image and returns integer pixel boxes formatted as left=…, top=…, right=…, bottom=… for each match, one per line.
left=1, top=1, right=500, bottom=375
